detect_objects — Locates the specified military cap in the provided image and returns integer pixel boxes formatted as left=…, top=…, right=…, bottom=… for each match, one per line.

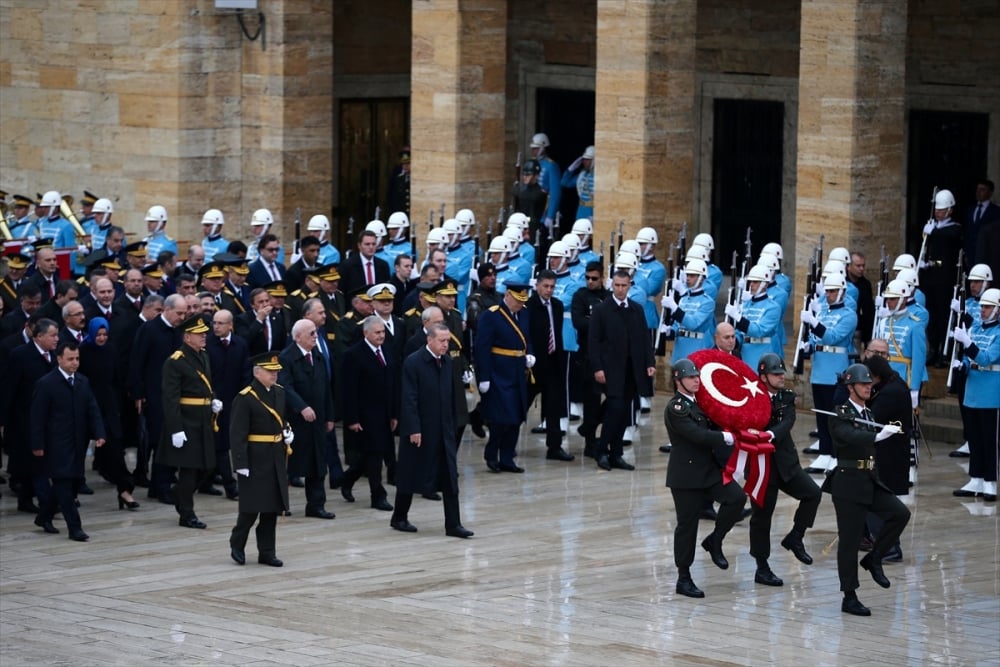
left=5, top=253, right=31, bottom=270
left=81, top=190, right=99, bottom=206
left=505, top=282, right=531, bottom=302
left=433, top=279, right=458, bottom=296
left=12, top=194, right=33, bottom=207
left=399, top=150, right=411, bottom=164
left=416, top=281, right=437, bottom=298
left=347, top=285, right=373, bottom=301
left=477, top=261, right=496, bottom=280
left=198, top=262, right=226, bottom=280
left=140, top=264, right=164, bottom=278
left=30, top=238, right=54, bottom=251
left=125, top=241, right=147, bottom=257
left=180, top=314, right=210, bottom=334
left=82, top=248, right=119, bottom=269
left=264, top=280, right=288, bottom=298
left=250, top=352, right=283, bottom=371
left=367, top=283, right=397, bottom=301
left=318, top=264, right=341, bottom=281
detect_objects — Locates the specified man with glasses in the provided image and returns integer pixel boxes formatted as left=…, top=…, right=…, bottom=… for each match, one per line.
left=571, top=262, right=609, bottom=457
left=248, top=234, right=287, bottom=289
left=59, top=301, right=88, bottom=346
left=205, top=309, right=251, bottom=501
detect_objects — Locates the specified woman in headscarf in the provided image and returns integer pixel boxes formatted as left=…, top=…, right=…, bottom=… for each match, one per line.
left=79, top=316, right=139, bottom=510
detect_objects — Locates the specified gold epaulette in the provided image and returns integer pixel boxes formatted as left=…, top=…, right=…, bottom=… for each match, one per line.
left=488, top=305, right=500, bottom=312
left=909, top=313, right=921, bottom=322
left=404, top=307, right=418, bottom=316
left=170, top=350, right=184, bottom=360
left=291, top=289, right=305, bottom=297
left=76, top=276, right=87, bottom=285
left=345, top=311, right=356, bottom=320
left=239, top=386, right=252, bottom=395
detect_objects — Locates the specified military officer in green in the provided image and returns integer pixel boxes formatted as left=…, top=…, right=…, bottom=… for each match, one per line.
left=158, top=315, right=221, bottom=529
left=229, top=353, right=292, bottom=567
left=826, top=363, right=911, bottom=616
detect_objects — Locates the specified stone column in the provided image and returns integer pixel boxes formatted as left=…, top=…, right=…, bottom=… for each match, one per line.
left=794, top=0, right=907, bottom=305
left=411, top=0, right=507, bottom=230
left=593, top=0, right=696, bottom=248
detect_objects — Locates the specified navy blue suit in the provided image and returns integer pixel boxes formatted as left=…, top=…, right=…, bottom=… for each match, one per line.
left=247, top=259, right=287, bottom=289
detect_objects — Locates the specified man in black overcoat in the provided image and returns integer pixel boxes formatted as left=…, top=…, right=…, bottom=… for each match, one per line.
left=206, top=308, right=251, bottom=499
left=31, top=341, right=106, bottom=541
left=526, top=270, right=572, bottom=461
left=390, top=324, right=472, bottom=538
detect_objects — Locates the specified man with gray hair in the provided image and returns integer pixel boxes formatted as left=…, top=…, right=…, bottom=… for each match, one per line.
left=302, top=297, right=343, bottom=488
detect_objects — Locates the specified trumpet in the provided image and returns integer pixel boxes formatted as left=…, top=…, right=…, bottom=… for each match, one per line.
left=59, top=198, right=88, bottom=239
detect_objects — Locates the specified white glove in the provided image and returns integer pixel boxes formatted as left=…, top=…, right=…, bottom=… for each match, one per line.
left=236, top=468, right=250, bottom=477
left=809, top=297, right=822, bottom=315
left=529, top=278, right=537, bottom=289
left=815, top=280, right=825, bottom=298
left=660, top=294, right=677, bottom=312
left=798, top=340, right=811, bottom=354
left=469, top=267, right=479, bottom=282
left=800, top=309, right=819, bottom=327
left=658, top=323, right=671, bottom=334
left=568, top=156, right=584, bottom=172
left=875, top=423, right=902, bottom=442
left=952, top=326, right=972, bottom=347
left=671, top=278, right=686, bottom=295
left=283, top=427, right=294, bottom=446
left=724, top=303, right=741, bottom=322
left=77, top=244, right=90, bottom=255
left=409, top=266, right=421, bottom=280
left=876, top=306, right=890, bottom=319
left=874, top=295, right=884, bottom=309
left=525, top=354, right=536, bottom=368
left=922, top=220, right=936, bottom=235
left=27, top=234, right=37, bottom=244
left=211, top=399, right=223, bottom=414
left=478, top=381, right=491, bottom=393
left=171, top=431, right=187, bottom=448
left=910, top=390, right=919, bottom=410
left=741, top=289, right=753, bottom=302
left=721, top=432, right=734, bottom=446
left=289, top=251, right=302, bottom=266
left=544, top=217, right=554, bottom=232
left=604, top=277, right=612, bottom=290
left=461, top=369, right=474, bottom=384
left=736, top=278, right=746, bottom=292
left=952, top=358, right=964, bottom=370
left=950, top=298, right=962, bottom=314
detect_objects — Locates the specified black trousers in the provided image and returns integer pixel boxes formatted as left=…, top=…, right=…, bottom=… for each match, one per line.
left=812, top=383, right=837, bottom=456
left=38, top=477, right=83, bottom=535
left=175, top=467, right=210, bottom=520
left=595, top=370, right=636, bottom=460
left=342, top=450, right=387, bottom=504
left=324, top=429, right=345, bottom=484
left=230, top=511, right=278, bottom=558
left=967, top=407, right=999, bottom=482
left=304, top=474, right=329, bottom=511
left=528, top=361, right=566, bottom=453
left=484, top=423, right=520, bottom=466
left=392, top=490, right=462, bottom=531
left=94, top=437, right=135, bottom=494
left=833, top=488, right=910, bottom=592
left=749, top=469, right=822, bottom=560
left=670, top=480, right=746, bottom=569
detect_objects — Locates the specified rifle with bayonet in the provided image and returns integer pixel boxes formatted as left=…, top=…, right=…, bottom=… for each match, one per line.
left=653, top=241, right=677, bottom=357
left=946, top=251, right=967, bottom=391
left=293, top=207, right=301, bottom=257
left=793, top=248, right=818, bottom=375
left=917, top=186, right=937, bottom=270
left=346, top=216, right=356, bottom=259
left=871, top=244, right=889, bottom=340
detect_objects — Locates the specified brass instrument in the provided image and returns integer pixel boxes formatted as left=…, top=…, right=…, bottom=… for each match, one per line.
left=59, top=198, right=88, bottom=238
left=0, top=200, right=12, bottom=241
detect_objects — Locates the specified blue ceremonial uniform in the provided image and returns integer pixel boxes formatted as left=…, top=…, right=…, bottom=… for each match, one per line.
left=560, top=168, right=594, bottom=219
left=202, top=235, right=230, bottom=262
left=963, top=321, right=1000, bottom=409
left=552, top=271, right=583, bottom=353
left=8, top=215, right=37, bottom=239
left=735, top=293, right=783, bottom=371
left=670, top=288, right=715, bottom=362
left=808, top=302, right=857, bottom=384
left=494, top=266, right=520, bottom=295
left=90, top=223, right=113, bottom=253
left=705, top=263, right=723, bottom=300
left=635, top=256, right=667, bottom=330
left=318, top=242, right=341, bottom=265
left=37, top=215, right=76, bottom=249
left=520, top=243, right=535, bottom=266
left=912, top=287, right=926, bottom=307
left=538, top=156, right=561, bottom=223
left=505, top=252, right=533, bottom=284
left=767, top=281, right=790, bottom=352
left=774, top=272, right=792, bottom=298
left=144, top=231, right=178, bottom=260
left=446, top=240, right=475, bottom=313
left=578, top=248, right=600, bottom=266
left=876, top=309, right=927, bottom=389
left=380, top=239, right=413, bottom=267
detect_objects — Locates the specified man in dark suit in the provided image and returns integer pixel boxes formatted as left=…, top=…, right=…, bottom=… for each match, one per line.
left=587, top=269, right=656, bottom=471
left=301, top=297, right=344, bottom=488
left=338, top=230, right=390, bottom=297
left=206, top=308, right=251, bottom=500
left=278, top=318, right=336, bottom=519
left=1, top=318, right=59, bottom=512
left=25, top=246, right=61, bottom=304
left=967, top=179, right=1000, bottom=270
left=84, top=277, right=120, bottom=324
left=235, top=286, right=290, bottom=356
left=526, top=270, right=573, bottom=461
left=30, top=341, right=106, bottom=541
left=390, top=323, right=473, bottom=538
left=826, top=363, right=911, bottom=616
left=114, top=269, right=146, bottom=319
left=247, top=233, right=287, bottom=289
left=229, top=353, right=291, bottom=567
left=284, top=235, right=322, bottom=293
left=340, top=316, right=398, bottom=511
left=58, top=300, right=88, bottom=346
left=2, top=283, right=43, bottom=338
left=157, top=315, right=219, bottom=529
left=36, top=281, right=78, bottom=330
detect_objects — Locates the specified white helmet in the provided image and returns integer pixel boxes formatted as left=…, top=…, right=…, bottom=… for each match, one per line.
left=883, top=279, right=912, bottom=311
left=969, top=263, right=994, bottom=285
left=530, top=133, right=550, bottom=149
left=201, top=208, right=224, bottom=226
left=571, top=218, right=593, bottom=238
left=442, top=218, right=462, bottom=244
left=40, top=190, right=62, bottom=207
left=636, top=227, right=658, bottom=245
left=824, top=272, right=846, bottom=298
left=614, top=251, right=639, bottom=272
left=582, top=145, right=595, bottom=160
left=561, top=232, right=581, bottom=258
left=686, top=244, right=710, bottom=262
left=981, top=288, right=1000, bottom=323
left=896, top=268, right=919, bottom=289
left=365, top=219, right=387, bottom=239
left=307, top=214, right=330, bottom=232
left=145, top=204, right=168, bottom=223
left=893, top=253, right=916, bottom=272
left=506, top=212, right=530, bottom=231
left=619, top=239, right=641, bottom=257
left=426, top=227, right=449, bottom=249
left=746, top=263, right=771, bottom=284
left=547, top=240, right=570, bottom=259
left=684, top=258, right=708, bottom=276
left=488, top=235, right=512, bottom=265
left=502, top=225, right=522, bottom=248
left=757, top=253, right=780, bottom=278
left=455, top=208, right=475, bottom=232
left=251, top=208, right=273, bottom=227
left=761, top=242, right=783, bottom=261
left=692, top=233, right=715, bottom=251
left=828, top=247, right=851, bottom=264
left=387, top=211, right=410, bottom=229
left=822, top=260, right=847, bottom=280
left=92, top=198, right=113, bottom=215
left=934, top=189, right=956, bottom=209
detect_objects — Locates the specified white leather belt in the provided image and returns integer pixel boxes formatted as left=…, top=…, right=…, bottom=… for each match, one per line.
left=970, top=363, right=1000, bottom=372
left=815, top=345, right=848, bottom=354
left=678, top=330, right=704, bottom=339
left=745, top=336, right=772, bottom=344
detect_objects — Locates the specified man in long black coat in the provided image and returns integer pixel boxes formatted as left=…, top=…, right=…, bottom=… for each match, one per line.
left=206, top=309, right=251, bottom=499
left=278, top=318, right=336, bottom=519
left=340, top=316, right=398, bottom=511
left=390, top=324, right=472, bottom=538
left=229, top=353, right=291, bottom=567
left=588, top=269, right=655, bottom=471
left=30, top=341, right=106, bottom=541
left=526, top=270, right=572, bottom=461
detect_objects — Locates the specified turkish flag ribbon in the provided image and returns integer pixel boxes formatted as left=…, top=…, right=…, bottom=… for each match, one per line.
left=688, top=348, right=774, bottom=507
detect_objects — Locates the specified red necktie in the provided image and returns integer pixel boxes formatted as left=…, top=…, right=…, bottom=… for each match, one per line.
left=221, top=338, right=229, bottom=348
left=77, top=332, right=83, bottom=343
left=366, top=260, right=375, bottom=285
left=43, top=351, right=51, bottom=364
left=375, top=347, right=385, bottom=367
left=134, top=298, right=141, bottom=310
left=48, top=279, right=55, bottom=298
left=306, top=351, right=313, bottom=366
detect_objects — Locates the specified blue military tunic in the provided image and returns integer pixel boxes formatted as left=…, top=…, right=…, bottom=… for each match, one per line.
left=520, top=243, right=535, bottom=266
left=578, top=247, right=600, bottom=267
left=37, top=215, right=76, bottom=249
left=560, top=168, right=594, bottom=219
left=89, top=222, right=113, bottom=253
left=961, top=320, right=1000, bottom=409
left=538, top=156, right=561, bottom=223
left=505, top=251, right=533, bottom=283
left=875, top=309, right=927, bottom=388
left=318, top=242, right=341, bottom=265
left=736, top=293, right=783, bottom=371
left=808, top=301, right=857, bottom=384
left=202, top=235, right=230, bottom=262
left=705, top=263, right=723, bottom=300
left=144, top=231, right=178, bottom=260
left=474, top=302, right=532, bottom=425
left=8, top=215, right=37, bottom=239
left=445, top=239, right=475, bottom=313
left=635, top=256, right=667, bottom=330
left=552, top=270, right=584, bottom=353
left=669, top=288, right=715, bottom=362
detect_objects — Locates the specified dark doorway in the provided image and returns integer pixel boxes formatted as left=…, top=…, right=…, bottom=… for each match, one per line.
left=336, top=98, right=409, bottom=250
left=535, top=88, right=595, bottom=226
left=711, top=99, right=784, bottom=266
left=906, top=110, right=989, bottom=255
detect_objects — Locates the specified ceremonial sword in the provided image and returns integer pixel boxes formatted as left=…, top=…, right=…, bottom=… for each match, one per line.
left=810, top=409, right=902, bottom=431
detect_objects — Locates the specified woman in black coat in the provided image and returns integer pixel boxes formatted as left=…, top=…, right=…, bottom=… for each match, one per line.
left=79, top=317, right=139, bottom=509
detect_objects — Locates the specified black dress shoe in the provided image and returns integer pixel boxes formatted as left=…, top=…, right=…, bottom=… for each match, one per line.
left=258, top=555, right=283, bottom=567
left=755, top=568, right=784, bottom=586
left=699, top=507, right=718, bottom=521
left=469, top=408, right=487, bottom=438
left=179, top=517, right=207, bottom=529
left=596, top=456, right=612, bottom=471
left=390, top=519, right=418, bottom=533
left=69, top=530, right=90, bottom=542
left=701, top=535, right=729, bottom=570
left=446, top=525, right=474, bottom=538
left=485, top=461, right=502, bottom=473
left=737, top=507, right=752, bottom=521
left=225, top=488, right=239, bottom=501
left=984, top=493, right=998, bottom=502
left=18, top=501, right=40, bottom=514
left=371, top=498, right=394, bottom=511
left=77, top=482, right=94, bottom=495
left=952, top=488, right=979, bottom=497
left=289, top=477, right=305, bottom=488
left=948, top=449, right=970, bottom=458
left=530, top=425, right=547, bottom=434
left=305, top=508, right=336, bottom=519
left=659, top=444, right=672, bottom=453
left=781, top=533, right=813, bottom=565
left=675, top=577, right=704, bottom=598
left=546, top=449, right=575, bottom=461
left=808, top=430, right=819, bottom=438
left=34, top=516, right=59, bottom=534
left=199, top=485, right=223, bottom=496
left=231, top=547, right=246, bottom=565
left=841, top=597, right=871, bottom=616
left=421, top=492, right=442, bottom=501
left=341, top=487, right=355, bottom=502
left=498, top=463, right=524, bottom=473
left=881, top=544, right=903, bottom=563
left=860, top=552, right=890, bottom=588
left=609, top=457, right=635, bottom=471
